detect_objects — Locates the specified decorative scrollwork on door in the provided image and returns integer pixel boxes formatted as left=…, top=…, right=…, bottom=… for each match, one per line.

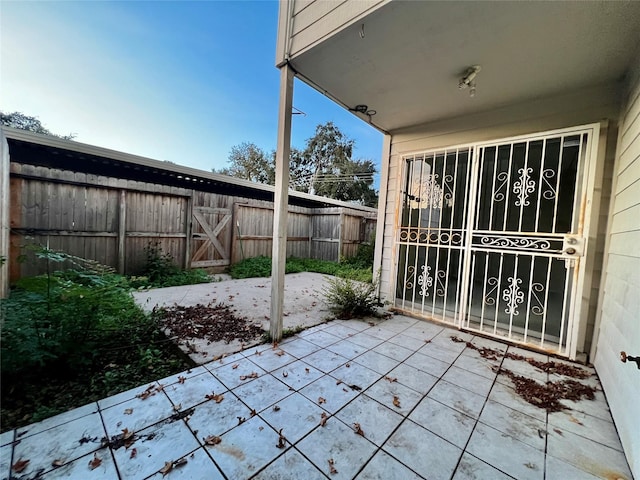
left=503, top=276, right=525, bottom=315
left=418, top=265, right=433, bottom=297
left=513, top=168, right=536, bottom=207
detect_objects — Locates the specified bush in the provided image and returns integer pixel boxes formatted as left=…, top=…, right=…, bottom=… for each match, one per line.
left=228, top=256, right=372, bottom=282
left=2, top=269, right=148, bottom=374
left=322, top=275, right=380, bottom=319
left=137, top=243, right=210, bottom=288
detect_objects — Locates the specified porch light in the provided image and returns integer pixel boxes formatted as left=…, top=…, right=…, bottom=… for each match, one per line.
left=458, top=65, right=481, bottom=97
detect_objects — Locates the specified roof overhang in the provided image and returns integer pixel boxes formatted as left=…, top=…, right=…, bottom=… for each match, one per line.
left=285, top=1, right=640, bottom=133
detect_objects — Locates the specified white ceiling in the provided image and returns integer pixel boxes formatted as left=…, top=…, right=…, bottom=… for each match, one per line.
left=291, top=1, right=640, bottom=133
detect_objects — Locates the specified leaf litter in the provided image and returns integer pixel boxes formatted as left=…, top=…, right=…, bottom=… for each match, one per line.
left=153, top=302, right=264, bottom=345
left=449, top=336, right=597, bottom=412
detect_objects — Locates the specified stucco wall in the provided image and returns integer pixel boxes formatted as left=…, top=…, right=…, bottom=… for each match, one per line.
left=593, top=59, right=640, bottom=478
left=376, top=83, right=621, bottom=356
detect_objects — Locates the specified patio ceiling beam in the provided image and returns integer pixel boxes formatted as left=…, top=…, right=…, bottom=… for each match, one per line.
left=270, top=64, right=294, bottom=342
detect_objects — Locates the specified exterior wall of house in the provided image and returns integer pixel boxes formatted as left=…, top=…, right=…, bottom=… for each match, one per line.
left=376, top=83, right=622, bottom=356
left=593, top=59, right=640, bottom=478
left=276, top=0, right=387, bottom=65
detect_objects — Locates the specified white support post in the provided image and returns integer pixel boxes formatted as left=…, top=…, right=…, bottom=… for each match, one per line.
left=270, top=64, right=294, bottom=342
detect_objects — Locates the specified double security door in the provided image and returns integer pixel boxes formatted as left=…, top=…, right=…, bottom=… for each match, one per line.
left=395, top=126, right=597, bottom=357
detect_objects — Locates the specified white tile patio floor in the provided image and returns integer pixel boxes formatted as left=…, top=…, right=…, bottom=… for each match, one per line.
left=1, top=315, right=633, bottom=480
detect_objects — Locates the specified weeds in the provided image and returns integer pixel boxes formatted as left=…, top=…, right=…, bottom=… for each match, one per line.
left=133, top=243, right=210, bottom=288
left=228, top=256, right=372, bottom=283
left=322, top=275, right=380, bottom=319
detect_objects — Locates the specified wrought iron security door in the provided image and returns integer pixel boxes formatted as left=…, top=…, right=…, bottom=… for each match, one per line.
left=395, top=127, right=594, bottom=356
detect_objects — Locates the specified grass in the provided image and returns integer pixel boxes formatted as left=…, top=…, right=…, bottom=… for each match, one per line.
left=228, top=256, right=373, bottom=283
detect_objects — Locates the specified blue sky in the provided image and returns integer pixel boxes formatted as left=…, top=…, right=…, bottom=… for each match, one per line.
left=0, top=1, right=383, bottom=178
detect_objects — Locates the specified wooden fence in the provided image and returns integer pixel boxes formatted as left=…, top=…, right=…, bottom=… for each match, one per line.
left=7, top=163, right=377, bottom=281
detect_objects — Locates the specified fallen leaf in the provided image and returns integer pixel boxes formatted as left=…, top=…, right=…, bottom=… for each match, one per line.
left=204, top=435, right=222, bottom=445
left=250, top=408, right=257, bottom=417
left=232, top=364, right=239, bottom=369
left=318, top=397, right=327, bottom=404
left=384, top=376, right=397, bottom=383
left=553, top=428, right=563, bottom=436
left=424, top=339, right=431, bottom=343
left=345, top=363, right=351, bottom=368
left=393, top=396, right=401, bottom=408
left=121, top=428, right=134, bottom=440
left=368, top=321, right=375, bottom=326
left=569, top=416, right=584, bottom=426
left=174, top=458, right=188, bottom=468
left=173, top=404, right=182, bottom=411
left=255, top=349, right=262, bottom=356
left=124, top=408, right=133, bottom=415
left=305, top=368, right=310, bottom=373
left=320, top=412, right=329, bottom=427
left=178, top=376, right=186, bottom=384
left=272, top=341, right=279, bottom=349
left=130, top=448, right=137, bottom=459
left=159, top=461, right=173, bottom=476
left=240, top=372, right=259, bottom=381
left=12, top=458, right=30, bottom=473
left=349, top=384, right=362, bottom=391
left=52, top=459, right=64, bottom=468
left=353, top=423, right=365, bottom=437
left=88, top=453, right=102, bottom=470
left=276, top=429, right=287, bottom=449
left=282, top=371, right=289, bottom=378
left=328, top=458, right=338, bottom=474
left=275, top=350, right=285, bottom=357
left=273, top=405, right=281, bottom=411
left=336, top=379, right=343, bottom=385
left=237, top=416, right=246, bottom=425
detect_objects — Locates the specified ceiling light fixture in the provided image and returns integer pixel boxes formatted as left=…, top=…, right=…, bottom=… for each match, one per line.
left=458, top=65, right=481, bottom=97
left=350, top=104, right=377, bottom=116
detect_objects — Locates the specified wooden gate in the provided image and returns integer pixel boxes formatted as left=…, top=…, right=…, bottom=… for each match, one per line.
left=190, top=206, right=232, bottom=268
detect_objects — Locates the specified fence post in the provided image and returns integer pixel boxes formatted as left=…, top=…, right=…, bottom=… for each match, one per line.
left=117, top=189, right=127, bottom=274
left=0, top=131, right=9, bottom=298
left=338, top=210, right=344, bottom=262
left=184, top=191, right=194, bottom=269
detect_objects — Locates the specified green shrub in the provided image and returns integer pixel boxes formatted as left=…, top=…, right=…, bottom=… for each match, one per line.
left=2, top=268, right=147, bottom=374
left=322, top=275, right=379, bottom=319
left=228, top=256, right=372, bottom=282
left=138, top=243, right=210, bottom=288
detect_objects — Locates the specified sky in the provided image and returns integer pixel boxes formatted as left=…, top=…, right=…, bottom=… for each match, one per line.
left=0, top=1, right=383, bottom=180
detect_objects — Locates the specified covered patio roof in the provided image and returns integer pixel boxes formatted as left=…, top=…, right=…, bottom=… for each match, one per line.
left=282, top=1, right=640, bottom=133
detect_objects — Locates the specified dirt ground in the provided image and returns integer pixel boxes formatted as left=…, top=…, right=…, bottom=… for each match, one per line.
left=131, top=272, right=335, bottom=364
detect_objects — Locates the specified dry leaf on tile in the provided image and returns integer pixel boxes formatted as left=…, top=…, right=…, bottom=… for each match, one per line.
left=88, top=454, right=102, bottom=470
left=319, top=412, right=329, bottom=426
left=318, top=397, right=327, bottom=404
left=392, top=396, right=401, bottom=408
left=276, top=429, right=287, bottom=449
left=328, top=458, right=338, bottom=474
left=353, top=423, right=365, bottom=437
left=204, top=435, right=222, bottom=445
left=177, top=376, right=186, bottom=384
left=159, top=461, right=173, bottom=476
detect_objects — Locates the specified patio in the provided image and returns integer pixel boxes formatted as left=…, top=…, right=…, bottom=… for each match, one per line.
left=0, top=315, right=632, bottom=480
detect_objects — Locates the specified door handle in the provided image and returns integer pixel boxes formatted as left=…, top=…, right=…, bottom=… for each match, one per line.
left=620, top=351, right=640, bottom=369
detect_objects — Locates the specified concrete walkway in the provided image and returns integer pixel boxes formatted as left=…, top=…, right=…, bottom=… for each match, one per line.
left=131, top=273, right=334, bottom=362
left=0, top=315, right=632, bottom=480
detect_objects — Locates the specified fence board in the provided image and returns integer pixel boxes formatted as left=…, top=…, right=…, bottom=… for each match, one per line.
left=8, top=163, right=377, bottom=280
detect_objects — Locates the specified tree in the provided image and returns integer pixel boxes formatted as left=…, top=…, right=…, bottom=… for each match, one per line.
left=1, top=111, right=75, bottom=140
left=302, top=122, right=377, bottom=206
left=217, top=122, right=378, bottom=206
left=214, top=142, right=275, bottom=184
